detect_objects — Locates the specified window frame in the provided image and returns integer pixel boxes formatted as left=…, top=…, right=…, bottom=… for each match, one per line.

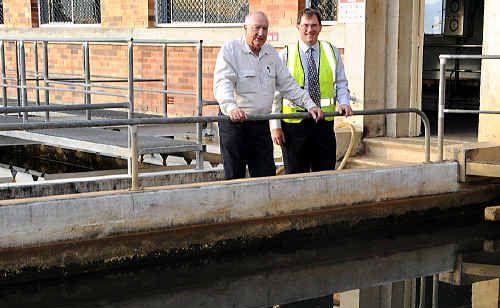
left=306, top=0, right=338, bottom=25
left=38, top=0, right=102, bottom=26
left=154, top=0, right=246, bottom=28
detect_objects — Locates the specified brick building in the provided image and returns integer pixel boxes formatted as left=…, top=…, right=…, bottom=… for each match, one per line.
left=0, top=0, right=347, bottom=119
left=0, top=0, right=499, bottom=142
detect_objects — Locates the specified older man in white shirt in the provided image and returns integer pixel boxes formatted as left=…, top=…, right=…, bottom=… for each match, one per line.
left=213, top=11, right=323, bottom=180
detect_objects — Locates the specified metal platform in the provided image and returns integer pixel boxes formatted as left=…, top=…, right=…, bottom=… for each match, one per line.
left=0, top=116, right=203, bottom=160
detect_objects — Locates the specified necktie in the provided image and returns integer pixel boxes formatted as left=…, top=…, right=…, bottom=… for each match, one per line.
left=306, top=47, right=321, bottom=107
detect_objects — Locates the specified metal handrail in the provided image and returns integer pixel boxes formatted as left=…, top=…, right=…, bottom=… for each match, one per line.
left=0, top=37, right=206, bottom=168
left=0, top=108, right=432, bottom=191
left=45, top=79, right=196, bottom=96
left=437, top=54, right=500, bottom=161
left=0, top=37, right=202, bottom=44
left=0, top=103, right=129, bottom=113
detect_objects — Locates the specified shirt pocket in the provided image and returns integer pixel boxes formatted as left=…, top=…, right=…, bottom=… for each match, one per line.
left=263, top=65, right=276, bottom=92
left=237, top=70, right=258, bottom=94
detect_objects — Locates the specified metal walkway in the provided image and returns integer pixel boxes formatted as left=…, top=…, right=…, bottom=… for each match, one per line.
left=0, top=115, right=202, bottom=161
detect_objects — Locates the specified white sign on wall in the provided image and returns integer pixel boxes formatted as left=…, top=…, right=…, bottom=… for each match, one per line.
left=338, top=0, right=365, bottom=24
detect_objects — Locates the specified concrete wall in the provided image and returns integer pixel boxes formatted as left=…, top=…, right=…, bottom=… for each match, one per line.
left=479, top=0, right=500, bottom=143
left=0, top=162, right=459, bottom=249
left=0, top=167, right=226, bottom=200
left=472, top=278, right=500, bottom=308
left=364, top=0, right=424, bottom=137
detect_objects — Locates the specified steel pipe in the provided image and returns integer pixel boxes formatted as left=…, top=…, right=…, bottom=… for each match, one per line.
left=162, top=43, right=168, bottom=118
left=15, top=41, right=20, bottom=112
left=33, top=41, right=40, bottom=106
left=0, top=108, right=432, bottom=163
left=439, top=54, right=500, bottom=60
left=127, top=39, right=134, bottom=177
left=83, top=41, right=91, bottom=120
left=0, top=41, right=7, bottom=114
left=437, top=57, right=446, bottom=162
left=444, top=109, right=500, bottom=114
left=48, top=79, right=195, bottom=96
left=437, top=53, right=500, bottom=161
left=0, top=37, right=202, bottom=45
left=42, top=40, right=50, bottom=121
left=0, top=37, right=131, bottom=43
left=129, top=125, right=140, bottom=191
left=18, top=41, right=28, bottom=122
left=0, top=102, right=129, bottom=113
left=0, top=83, right=129, bottom=98
left=195, top=40, right=204, bottom=169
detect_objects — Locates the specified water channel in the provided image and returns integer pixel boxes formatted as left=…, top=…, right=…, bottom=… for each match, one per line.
left=1, top=205, right=499, bottom=308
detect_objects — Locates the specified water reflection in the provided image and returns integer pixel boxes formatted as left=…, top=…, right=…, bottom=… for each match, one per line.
left=2, top=223, right=500, bottom=307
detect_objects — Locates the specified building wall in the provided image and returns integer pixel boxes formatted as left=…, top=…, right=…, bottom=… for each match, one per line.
left=479, top=0, right=500, bottom=143
left=0, top=0, right=364, bottom=127
left=3, top=0, right=38, bottom=28
left=101, top=0, right=153, bottom=28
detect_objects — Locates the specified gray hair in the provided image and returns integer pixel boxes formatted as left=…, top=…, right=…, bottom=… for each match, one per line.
left=244, top=11, right=269, bottom=26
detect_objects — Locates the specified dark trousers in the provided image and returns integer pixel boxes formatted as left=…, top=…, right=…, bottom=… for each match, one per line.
left=218, top=118, right=276, bottom=180
left=281, top=119, right=336, bottom=174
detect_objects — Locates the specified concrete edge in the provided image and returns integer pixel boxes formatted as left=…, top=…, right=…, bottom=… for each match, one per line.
left=0, top=162, right=460, bottom=249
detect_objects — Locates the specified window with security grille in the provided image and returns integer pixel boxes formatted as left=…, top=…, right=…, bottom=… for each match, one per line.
left=0, top=0, right=3, bottom=25
left=39, top=0, right=101, bottom=24
left=156, top=0, right=249, bottom=24
left=310, top=0, right=338, bottom=22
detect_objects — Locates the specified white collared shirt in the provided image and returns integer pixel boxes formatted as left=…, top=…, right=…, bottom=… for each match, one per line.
left=270, top=40, right=351, bottom=129
left=213, top=38, right=316, bottom=116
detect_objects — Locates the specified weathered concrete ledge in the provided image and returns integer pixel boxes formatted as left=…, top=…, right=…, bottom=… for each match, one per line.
left=485, top=205, right=500, bottom=221
left=0, top=167, right=225, bottom=200
left=0, top=162, right=459, bottom=249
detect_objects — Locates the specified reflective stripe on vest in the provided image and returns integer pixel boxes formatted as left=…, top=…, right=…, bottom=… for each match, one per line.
left=283, top=41, right=337, bottom=123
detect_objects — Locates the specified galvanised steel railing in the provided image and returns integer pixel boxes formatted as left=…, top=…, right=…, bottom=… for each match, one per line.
left=0, top=108, right=431, bottom=191
left=438, top=54, right=500, bottom=161
left=0, top=37, right=433, bottom=191
left=0, top=37, right=206, bottom=169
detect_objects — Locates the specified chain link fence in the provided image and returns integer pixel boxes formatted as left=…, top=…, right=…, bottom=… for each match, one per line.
left=310, top=0, right=337, bottom=22
left=40, top=0, right=101, bottom=24
left=156, top=0, right=248, bottom=24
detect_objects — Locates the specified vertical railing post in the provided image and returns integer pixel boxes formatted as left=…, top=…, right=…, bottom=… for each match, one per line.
left=83, top=41, right=91, bottom=120
left=42, top=40, right=50, bottom=121
left=33, top=41, right=40, bottom=106
left=0, top=41, right=8, bottom=115
left=195, top=40, right=204, bottom=169
left=127, top=39, right=137, bottom=189
left=15, top=41, right=21, bottom=117
left=128, top=39, right=134, bottom=120
left=437, top=56, right=447, bottom=162
left=130, top=125, right=140, bottom=191
left=18, top=40, right=28, bottom=122
left=162, top=43, right=168, bottom=118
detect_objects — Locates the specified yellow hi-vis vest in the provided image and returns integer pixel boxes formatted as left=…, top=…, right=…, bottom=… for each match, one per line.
left=283, top=41, right=337, bottom=123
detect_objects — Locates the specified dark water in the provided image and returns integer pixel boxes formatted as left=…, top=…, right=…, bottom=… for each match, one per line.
left=2, top=218, right=500, bottom=308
